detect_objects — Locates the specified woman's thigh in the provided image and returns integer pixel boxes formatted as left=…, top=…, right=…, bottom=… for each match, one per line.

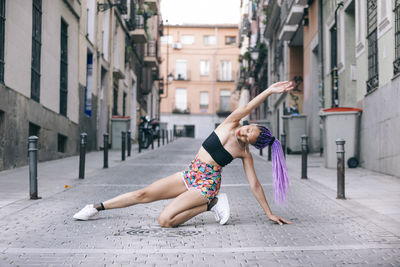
left=159, top=189, right=208, bottom=221
left=142, top=172, right=188, bottom=202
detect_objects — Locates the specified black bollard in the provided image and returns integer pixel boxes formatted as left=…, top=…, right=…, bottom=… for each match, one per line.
left=281, top=132, right=287, bottom=158
left=121, top=131, right=126, bottom=161
left=151, top=132, right=154, bottom=149
left=127, top=131, right=131, bottom=157
left=28, top=136, right=40, bottom=199
left=166, top=130, right=169, bottom=144
left=162, top=130, right=165, bottom=145
left=301, top=135, right=308, bottom=179
left=103, top=133, right=109, bottom=168
left=170, top=130, right=173, bottom=142
left=336, top=138, right=346, bottom=199
left=268, top=145, right=272, bottom=161
left=259, top=148, right=263, bottom=156
left=79, top=133, right=87, bottom=179
left=157, top=131, right=160, bottom=147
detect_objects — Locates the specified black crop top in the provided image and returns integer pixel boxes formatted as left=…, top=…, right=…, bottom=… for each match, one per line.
left=202, top=131, right=234, bottom=167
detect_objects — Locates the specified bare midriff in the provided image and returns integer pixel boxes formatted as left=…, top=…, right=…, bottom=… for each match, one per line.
left=196, top=146, right=222, bottom=168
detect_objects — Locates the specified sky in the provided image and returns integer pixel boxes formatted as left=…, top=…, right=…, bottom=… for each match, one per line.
left=160, top=0, right=241, bottom=25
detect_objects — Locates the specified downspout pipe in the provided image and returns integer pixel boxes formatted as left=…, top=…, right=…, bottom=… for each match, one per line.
left=318, top=0, right=324, bottom=156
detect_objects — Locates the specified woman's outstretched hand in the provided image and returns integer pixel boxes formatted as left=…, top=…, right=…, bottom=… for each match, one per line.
left=268, top=214, right=292, bottom=225
left=267, top=81, right=295, bottom=94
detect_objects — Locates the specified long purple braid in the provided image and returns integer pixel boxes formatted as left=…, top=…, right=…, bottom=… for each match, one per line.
left=253, top=125, right=290, bottom=204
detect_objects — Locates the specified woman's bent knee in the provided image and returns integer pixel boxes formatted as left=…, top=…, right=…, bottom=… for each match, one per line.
left=158, top=213, right=174, bottom=228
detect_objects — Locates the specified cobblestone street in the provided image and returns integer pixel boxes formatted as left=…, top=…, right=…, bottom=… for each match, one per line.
left=0, top=138, right=399, bottom=266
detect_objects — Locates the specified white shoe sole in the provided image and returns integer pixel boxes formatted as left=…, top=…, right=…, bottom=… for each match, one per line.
left=218, top=194, right=230, bottom=225
left=73, top=213, right=99, bottom=220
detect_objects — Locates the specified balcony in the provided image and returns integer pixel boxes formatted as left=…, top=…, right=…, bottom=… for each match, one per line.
left=144, top=41, right=158, bottom=67
left=279, top=24, right=298, bottom=41
left=286, top=2, right=305, bottom=25
left=216, top=70, right=235, bottom=82
left=129, top=15, right=147, bottom=43
left=173, top=70, right=191, bottom=81
left=172, top=102, right=191, bottom=114
left=145, top=0, right=159, bottom=12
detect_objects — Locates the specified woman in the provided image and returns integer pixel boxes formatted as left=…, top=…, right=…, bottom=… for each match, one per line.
left=73, top=81, right=294, bottom=227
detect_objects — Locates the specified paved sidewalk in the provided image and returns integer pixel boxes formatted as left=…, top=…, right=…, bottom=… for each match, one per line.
left=0, top=138, right=399, bottom=266
left=250, top=146, right=400, bottom=236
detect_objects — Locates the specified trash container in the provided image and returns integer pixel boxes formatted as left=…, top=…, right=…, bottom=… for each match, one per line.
left=282, top=115, right=307, bottom=153
left=319, top=107, right=362, bottom=168
left=111, top=116, right=130, bottom=149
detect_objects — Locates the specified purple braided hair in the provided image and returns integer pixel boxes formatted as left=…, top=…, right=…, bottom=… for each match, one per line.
left=253, top=125, right=290, bottom=204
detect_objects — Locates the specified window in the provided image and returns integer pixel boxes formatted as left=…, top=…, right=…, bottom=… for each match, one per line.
left=113, top=87, right=118, bottom=115
left=225, top=36, right=236, bottom=45
left=203, top=35, right=216, bottom=45
left=200, top=92, right=209, bottom=109
left=31, top=0, right=42, bottom=102
left=366, top=0, right=378, bottom=92
left=0, top=110, right=5, bottom=134
left=57, top=134, right=67, bottom=153
left=60, top=18, right=68, bottom=116
left=219, top=61, right=232, bottom=81
left=123, top=92, right=127, bottom=117
left=330, top=25, right=338, bottom=107
left=161, top=35, right=173, bottom=44
left=85, top=51, right=93, bottom=116
left=181, top=35, right=194, bottom=44
left=0, top=0, right=5, bottom=84
left=219, top=90, right=230, bottom=111
left=175, top=59, right=187, bottom=80
left=86, top=0, right=95, bottom=43
left=394, top=0, right=400, bottom=76
left=29, top=122, right=40, bottom=138
left=200, top=60, right=209, bottom=76
left=175, top=88, right=187, bottom=111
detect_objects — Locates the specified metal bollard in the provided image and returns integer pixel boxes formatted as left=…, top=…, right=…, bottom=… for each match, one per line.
left=79, top=133, right=87, bottom=179
left=170, top=130, right=173, bottom=142
left=301, top=135, right=308, bottom=179
left=336, top=138, right=346, bottom=199
left=121, top=131, right=126, bottom=161
left=151, top=132, right=154, bottom=149
left=28, top=136, right=40, bottom=199
left=103, top=133, right=109, bottom=168
left=157, top=131, right=160, bottom=147
left=127, top=131, right=131, bottom=157
left=166, top=130, right=169, bottom=144
left=259, top=148, right=263, bottom=156
left=268, top=145, right=272, bottom=161
left=281, top=132, right=287, bottom=158
left=162, top=130, right=165, bottom=145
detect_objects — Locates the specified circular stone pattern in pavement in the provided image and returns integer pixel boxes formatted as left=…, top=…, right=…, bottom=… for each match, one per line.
left=115, top=226, right=203, bottom=238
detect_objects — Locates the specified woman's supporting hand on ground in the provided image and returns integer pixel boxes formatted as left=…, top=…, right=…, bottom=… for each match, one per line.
left=267, top=81, right=295, bottom=95
left=268, top=214, right=292, bottom=225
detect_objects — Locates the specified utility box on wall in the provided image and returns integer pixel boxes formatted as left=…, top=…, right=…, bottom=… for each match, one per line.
left=111, top=116, right=130, bottom=149
left=319, top=108, right=362, bottom=168
left=282, top=115, right=307, bottom=153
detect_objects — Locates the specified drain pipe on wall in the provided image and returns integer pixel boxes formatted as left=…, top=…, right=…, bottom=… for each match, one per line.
left=318, top=0, right=324, bottom=156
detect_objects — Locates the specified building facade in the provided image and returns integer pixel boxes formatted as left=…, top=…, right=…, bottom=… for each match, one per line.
left=159, top=24, right=239, bottom=138
left=0, top=0, right=162, bottom=171
left=238, top=0, right=399, bottom=177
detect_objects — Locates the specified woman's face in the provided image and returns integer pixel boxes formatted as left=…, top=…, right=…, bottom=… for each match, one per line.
left=237, top=124, right=260, bottom=145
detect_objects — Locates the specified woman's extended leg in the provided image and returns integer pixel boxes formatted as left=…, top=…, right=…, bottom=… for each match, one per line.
left=158, top=190, right=209, bottom=228
left=102, top=172, right=187, bottom=210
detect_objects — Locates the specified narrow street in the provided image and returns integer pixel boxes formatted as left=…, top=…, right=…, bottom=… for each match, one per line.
left=0, top=138, right=399, bottom=266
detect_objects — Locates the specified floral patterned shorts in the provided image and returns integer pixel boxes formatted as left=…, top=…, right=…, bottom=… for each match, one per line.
left=181, top=156, right=222, bottom=201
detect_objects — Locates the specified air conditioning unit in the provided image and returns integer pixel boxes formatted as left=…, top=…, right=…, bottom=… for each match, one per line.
left=172, top=42, right=182, bottom=49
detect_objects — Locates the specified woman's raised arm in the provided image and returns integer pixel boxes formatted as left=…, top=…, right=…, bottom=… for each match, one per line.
left=224, top=81, right=294, bottom=123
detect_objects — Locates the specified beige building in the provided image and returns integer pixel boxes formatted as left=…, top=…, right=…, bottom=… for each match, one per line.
left=159, top=24, right=239, bottom=138
left=0, top=0, right=162, bottom=171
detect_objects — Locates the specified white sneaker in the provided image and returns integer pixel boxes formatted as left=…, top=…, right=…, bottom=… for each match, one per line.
left=211, top=193, right=230, bottom=225
left=73, top=204, right=99, bottom=220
